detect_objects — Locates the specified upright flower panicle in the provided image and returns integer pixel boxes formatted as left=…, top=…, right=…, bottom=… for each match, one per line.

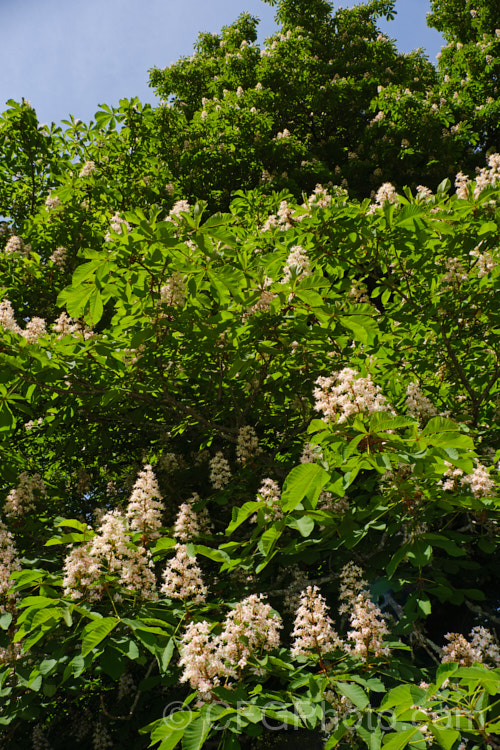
left=291, top=585, right=340, bottom=658
left=345, top=591, right=390, bottom=660
left=217, top=594, right=282, bottom=672
left=161, top=544, right=207, bottom=603
left=406, top=382, right=438, bottom=421
left=126, top=464, right=165, bottom=538
left=62, top=541, right=103, bottom=601
left=0, top=298, right=21, bottom=334
left=282, top=245, right=311, bottom=284
left=209, top=452, right=232, bottom=490
left=0, top=518, right=21, bottom=614
left=461, top=463, right=495, bottom=498
left=314, top=368, right=392, bottom=423
left=254, top=478, right=282, bottom=523
left=178, top=620, right=226, bottom=697
left=173, top=493, right=211, bottom=542
left=4, top=473, right=46, bottom=518
left=236, top=425, right=261, bottom=464
left=338, top=562, right=368, bottom=614
left=90, top=510, right=157, bottom=600
left=160, top=272, right=186, bottom=307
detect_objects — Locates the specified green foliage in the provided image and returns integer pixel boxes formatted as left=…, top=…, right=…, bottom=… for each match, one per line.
left=0, top=1, right=500, bottom=748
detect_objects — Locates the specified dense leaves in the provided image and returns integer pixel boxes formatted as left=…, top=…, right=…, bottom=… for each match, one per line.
left=0, top=1, right=499, bottom=749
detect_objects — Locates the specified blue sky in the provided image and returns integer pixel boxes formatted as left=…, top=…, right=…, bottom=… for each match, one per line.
left=1, top=0, right=444, bottom=126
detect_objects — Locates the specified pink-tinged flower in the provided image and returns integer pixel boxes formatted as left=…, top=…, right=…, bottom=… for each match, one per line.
left=63, top=541, right=103, bottom=602
left=442, top=626, right=500, bottom=667
left=313, top=367, right=392, bottom=423
left=178, top=620, right=225, bottom=698
left=126, top=464, right=165, bottom=539
left=291, top=585, right=340, bottom=658
left=252, top=478, right=282, bottom=523
left=461, top=463, right=495, bottom=498
left=89, top=510, right=157, bottom=600
left=345, top=591, right=390, bottom=660
left=282, top=245, right=311, bottom=284
left=161, top=544, right=207, bottom=603
left=236, top=425, right=261, bottom=464
left=4, top=473, right=46, bottom=518
left=209, top=452, right=231, bottom=490
left=0, top=518, right=21, bottom=614
left=173, top=493, right=211, bottom=542
left=0, top=298, right=21, bottom=334
left=217, top=594, right=282, bottom=672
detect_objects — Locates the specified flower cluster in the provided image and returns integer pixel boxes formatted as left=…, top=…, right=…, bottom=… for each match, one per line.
left=4, top=235, right=30, bottom=255
left=461, top=463, right=495, bottom=498
left=49, top=246, right=67, bottom=268
left=209, top=451, right=232, bottom=490
left=62, top=541, right=103, bottom=601
left=79, top=160, right=96, bottom=177
left=345, top=591, right=390, bottom=660
left=179, top=595, right=282, bottom=697
left=406, top=382, right=438, bottom=421
left=300, top=442, right=324, bottom=464
left=455, top=153, right=500, bottom=200
left=0, top=298, right=21, bottom=334
left=166, top=199, right=190, bottom=222
left=23, top=317, right=47, bottom=343
left=291, top=585, right=340, bottom=658
left=173, top=493, right=211, bottom=541
left=441, top=626, right=500, bottom=667
left=236, top=425, right=261, bottom=464
left=161, top=544, right=207, bottom=603
left=45, top=194, right=62, bottom=211
left=125, top=464, right=165, bottom=538
left=372, top=182, right=399, bottom=208
left=4, top=472, right=46, bottom=517
left=64, top=510, right=158, bottom=601
left=105, top=212, right=131, bottom=241
left=243, top=278, right=276, bottom=319
left=282, top=245, right=311, bottom=284
left=441, top=257, right=468, bottom=285
left=160, top=272, right=186, bottom=307
left=0, top=518, right=21, bottom=613
left=469, top=245, right=497, bottom=277
left=52, top=312, right=94, bottom=340
left=217, top=594, right=282, bottom=672
left=313, top=368, right=392, bottom=423
left=317, top=491, right=349, bottom=515
left=178, top=621, right=226, bottom=697
left=254, top=478, right=282, bottom=523
left=473, top=152, right=500, bottom=199
left=308, top=184, right=332, bottom=209
left=338, top=562, right=368, bottom=614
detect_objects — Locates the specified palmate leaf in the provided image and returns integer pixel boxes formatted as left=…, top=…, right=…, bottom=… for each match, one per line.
left=81, top=617, right=119, bottom=657
left=281, top=463, right=330, bottom=512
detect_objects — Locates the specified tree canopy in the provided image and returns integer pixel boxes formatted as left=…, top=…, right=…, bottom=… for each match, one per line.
left=0, top=1, right=499, bottom=749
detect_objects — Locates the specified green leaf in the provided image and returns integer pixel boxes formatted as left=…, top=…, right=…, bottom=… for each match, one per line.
left=286, top=515, right=315, bottom=537
left=324, top=722, right=348, bottom=748
left=158, top=731, right=185, bottom=750
left=429, top=725, right=459, bottom=750
left=258, top=524, right=283, bottom=556
left=226, top=502, right=263, bottom=535
left=181, top=713, right=213, bottom=750
left=381, top=728, right=419, bottom=750
left=86, top=289, right=104, bottom=325
left=281, top=464, right=330, bottom=512
left=381, top=685, right=426, bottom=711
left=143, top=711, right=199, bottom=747
left=81, top=617, right=119, bottom=657
left=0, top=613, right=13, bottom=630
left=335, top=682, right=369, bottom=709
